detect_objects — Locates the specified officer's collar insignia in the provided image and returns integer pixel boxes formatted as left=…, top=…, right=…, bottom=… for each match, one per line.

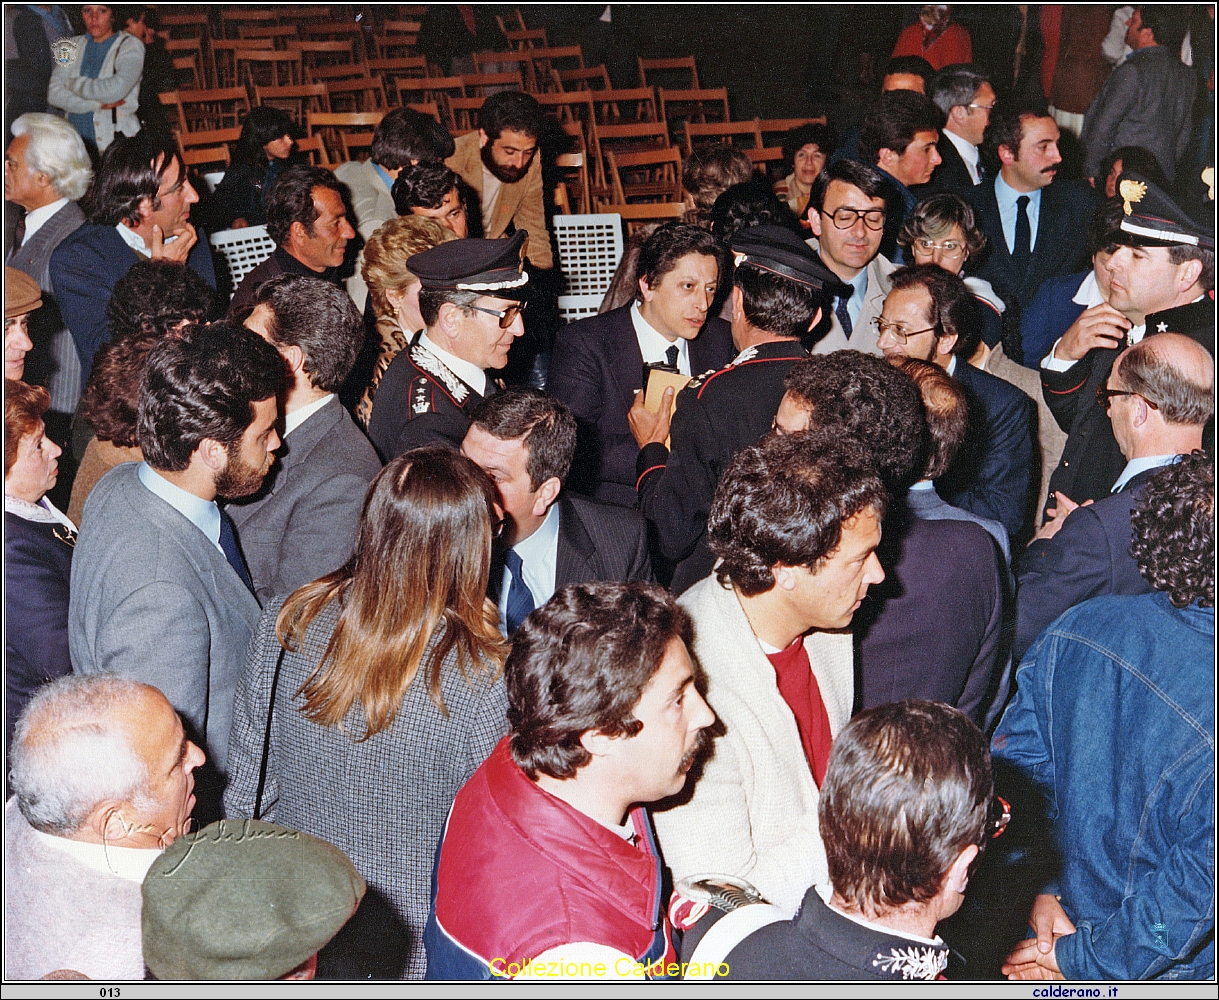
left=410, top=343, right=469, bottom=404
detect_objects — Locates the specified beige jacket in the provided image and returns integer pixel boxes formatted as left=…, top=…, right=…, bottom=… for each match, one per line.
left=810, top=252, right=896, bottom=356
left=446, top=131, right=553, bottom=269
left=653, top=573, right=854, bottom=916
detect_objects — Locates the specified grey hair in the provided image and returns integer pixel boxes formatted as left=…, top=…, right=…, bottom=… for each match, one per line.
left=1118, top=338, right=1215, bottom=426
left=929, top=65, right=990, bottom=117
left=9, top=675, right=153, bottom=835
left=10, top=113, right=94, bottom=201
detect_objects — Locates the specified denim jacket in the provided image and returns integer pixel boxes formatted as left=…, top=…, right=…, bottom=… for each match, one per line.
left=993, top=592, right=1214, bottom=980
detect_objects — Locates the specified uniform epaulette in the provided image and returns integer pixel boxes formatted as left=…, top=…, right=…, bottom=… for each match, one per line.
left=410, top=376, right=434, bottom=414
left=686, top=368, right=718, bottom=392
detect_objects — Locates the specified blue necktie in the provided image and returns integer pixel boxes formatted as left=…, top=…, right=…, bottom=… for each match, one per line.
left=503, top=549, right=535, bottom=634
left=1013, top=195, right=1032, bottom=272
left=665, top=345, right=679, bottom=368
left=835, top=293, right=853, bottom=338
left=218, top=509, right=255, bottom=594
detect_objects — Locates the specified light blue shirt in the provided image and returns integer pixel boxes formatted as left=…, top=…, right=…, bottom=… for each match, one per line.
left=994, top=174, right=1042, bottom=254
left=843, top=267, right=869, bottom=330
left=137, top=462, right=224, bottom=554
left=372, top=162, right=395, bottom=195
left=498, top=502, right=560, bottom=633
left=1111, top=454, right=1179, bottom=494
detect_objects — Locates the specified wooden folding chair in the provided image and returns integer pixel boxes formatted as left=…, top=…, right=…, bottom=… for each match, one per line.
left=295, top=134, right=329, bottom=166
left=325, top=76, right=388, bottom=113
left=397, top=75, right=465, bottom=116
left=255, top=83, right=331, bottom=123
left=591, top=87, right=658, bottom=124
left=504, top=27, right=547, bottom=50
left=757, top=117, right=829, bottom=148
left=460, top=71, right=524, bottom=98
left=496, top=10, right=528, bottom=35
left=339, top=131, right=376, bottom=162
left=159, top=91, right=187, bottom=134
left=209, top=40, right=258, bottom=88
left=407, top=101, right=443, bottom=124
left=601, top=201, right=687, bottom=233
left=301, top=23, right=369, bottom=62
left=638, top=56, right=700, bottom=90
left=682, top=120, right=763, bottom=156
left=175, top=87, right=250, bottom=132
left=176, top=126, right=241, bottom=161
left=605, top=147, right=683, bottom=205
left=305, top=63, right=371, bottom=85
left=166, top=38, right=208, bottom=87
left=527, top=45, right=584, bottom=83
left=160, top=13, right=209, bottom=41
left=472, top=51, right=536, bottom=92
left=172, top=56, right=203, bottom=91
left=290, top=40, right=354, bottom=71
left=373, top=33, right=417, bottom=60
left=307, top=111, right=384, bottom=164
left=535, top=91, right=596, bottom=131
left=220, top=9, right=278, bottom=38
left=595, top=121, right=671, bottom=168
left=238, top=24, right=298, bottom=47
left=447, top=97, right=485, bottom=133
left=659, top=88, right=731, bottom=136
left=553, top=65, right=612, bottom=92
left=366, top=56, right=429, bottom=98
left=745, top=147, right=786, bottom=182
left=236, top=49, right=302, bottom=91
left=556, top=124, right=593, bottom=214
left=180, top=144, right=231, bottom=172
left=383, top=20, right=423, bottom=35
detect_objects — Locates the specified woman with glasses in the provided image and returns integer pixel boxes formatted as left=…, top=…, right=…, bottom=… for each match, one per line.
left=224, top=449, right=510, bottom=979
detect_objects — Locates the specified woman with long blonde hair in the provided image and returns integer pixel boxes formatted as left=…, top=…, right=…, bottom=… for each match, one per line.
left=224, top=448, right=509, bottom=980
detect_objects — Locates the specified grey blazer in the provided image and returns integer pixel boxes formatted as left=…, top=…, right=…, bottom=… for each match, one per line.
left=809, top=252, right=895, bottom=356
left=225, top=397, right=382, bottom=604
left=7, top=200, right=85, bottom=413
left=334, top=159, right=396, bottom=312
left=68, top=463, right=262, bottom=774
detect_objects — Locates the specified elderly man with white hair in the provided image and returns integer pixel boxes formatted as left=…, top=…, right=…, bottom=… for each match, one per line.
left=4, top=674, right=205, bottom=980
left=5, top=112, right=93, bottom=430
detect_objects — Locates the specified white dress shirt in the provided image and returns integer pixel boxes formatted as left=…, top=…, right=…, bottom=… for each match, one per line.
left=630, top=301, right=690, bottom=376
left=283, top=392, right=335, bottom=438
left=944, top=128, right=981, bottom=185
left=18, top=197, right=69, bottom=242
left=498, top=502, right=560, bottom=632
left=137, top=461, right=224, bottom=555
left=32, top=829, right=162, bottom=882
left=419, top=332, right=487, bottom=397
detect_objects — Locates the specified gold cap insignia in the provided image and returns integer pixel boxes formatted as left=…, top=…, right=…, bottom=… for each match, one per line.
left=1119, top=179, right=1147, bottom=216
left=1202, top=167, right=1214, bottom=203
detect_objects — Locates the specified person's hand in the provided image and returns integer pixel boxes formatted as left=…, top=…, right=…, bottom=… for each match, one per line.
left=1054, top=303, right=1132, bottom=361
left=1034, top=492, right=1093, bottom=541
left=1002, top=894, right=1074, bottom=979
left=231, top=218, right=249, bottom=229
left=629, top=386, right=673, bottom=448
left=99, top=99, right=125, bottom=110
left=150, top=222, right=198, bottom=263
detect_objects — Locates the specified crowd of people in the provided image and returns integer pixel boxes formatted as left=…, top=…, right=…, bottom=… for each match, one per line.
left=3, top=3, right=1215, bottom=985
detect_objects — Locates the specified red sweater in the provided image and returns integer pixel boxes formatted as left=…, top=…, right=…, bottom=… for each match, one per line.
left=891, top=21, right=972, bottom=71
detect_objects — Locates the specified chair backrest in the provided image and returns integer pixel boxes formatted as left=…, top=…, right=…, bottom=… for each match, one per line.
left=447, top=97, right=486, bottom=132
left=161, top=13, right=209, bottom=40
left=591, top=87, right=658, bottom=124
left=171, top=55, right=203, bottom=91
left=744, top=146, right=786, bottom=182
left=176, top=87, right=250, bottom=131
left=210, top=225, right=278, bottom=294
left=238, top=24, right=298, bottom=45
left=289, top=40, right=354, bottom=67
left=658, top=88, right=731, bottom=129
left=471, top=50, right=537, bottom=91
left=294, top=134, right=329, bottom=166
left=757, top=116, right=829, bottom=147
left=397, top=74, right=465, bottom=104
left=176, top=126, right=242, bottom=150
left=235, top=48, right=302, bottom=90
left=553, top=65, right=612, bottom=92
left=340, top=131, right=377, bottom=162
left=324, top=76, right=388, bottom=112
left=638, top=55, right=700, bottom=90
left=308, top=111, right=385, bottom=162
left=534, top=90, right=596, bottom=129
left=255, top=83, right=331, bottom=121
left=460, top=71, right=524, bottom=97
left=221, top=9, right=279, bottom=34
left=407, top=101, right=442, bottom=124
left=306, top=63, right=371, bottom=84
left=504, top=27, right=547, bottom=49
left=528, top=45, right=584, bottom=76
left=158, top=91, right=187, bottom=133
left=600, top=202, right=687, bottom=235
left=605, top=147, right=683, bottom=205
left=682, top=120, right=763, bottom=155
left=553, top=213, right=626, bottom=296
left=181, top=145, right=230, bottom=170
left=384, top=20, right=423, bottom=35
left=373, top=33, right=418, bottom=60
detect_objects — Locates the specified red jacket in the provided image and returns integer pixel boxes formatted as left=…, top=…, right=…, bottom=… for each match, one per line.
left=424, top=739, right=678, bottom=980
left=891, top=21, right=972, bottom=70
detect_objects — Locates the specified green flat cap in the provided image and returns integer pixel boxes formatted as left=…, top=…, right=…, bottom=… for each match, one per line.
left=142, top=819, right=366, bottom=980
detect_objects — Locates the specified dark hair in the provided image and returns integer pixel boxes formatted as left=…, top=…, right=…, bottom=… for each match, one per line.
left=1167, top=244, right=1215, bottom=293
left=808, top=158, right=889, bottom=214
left=82, top=132, right=185, bottom=227
left=480, top=90, right=543, bottom=142
left=252, top=274, right=364, bottom=392
left=4, top=379, right=50, bottom=478
left=468, top=388, right=577, bottom=488
left=898, top=357, right=967, bottom=480
left=232, top=107, right=299, bottom=183
left=506, top=582, right=693, bottom=780
left=371, top=106, right=455, bottom=170
left=889, top=263, right=982, bottom=358
left=1088, top=198, right=1125, bottom=256
left=782, top=352, right=926, bottom=491
left=137, top=322, right=285, bottom=471
left=1116, top=336, right=1215, bottom=427
left=682, top=145, right=754, bottom=221
left=1097, top=145, right=1168, bottom=191
left=928, top=64, right=990, bottom=116
left=734, top=262, right=823, bottom=341
left=635, top=221, right=725, bottom=300
left=898, top=192, right=987, bottom=258
left=781, top=122, right=836, bottom=171
left=391, top=161, right=461, bottom=214
left=264, top=164, right=345, bottom=247
left=1137, top=6, right=1189, bottom=54
left=1130, top=452, right=1214, bottom=608
left=858, top=90, right=945, bottom=167
left=417, top=288, right=480, bottom=328
left=84, top=261, right=217, bottom=447
left=882, top=55, right=935, bottom=90
left=709, top=180, right=793, bottom=240
left=820, top=700, right=993, bottom=911
left=708, top=430, right=888, bottom=595
left=982, top=98, right=1051, bottom=165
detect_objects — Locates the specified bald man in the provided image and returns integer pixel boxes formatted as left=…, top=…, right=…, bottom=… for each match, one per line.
left=1015, top=333, right=1214, bottom=659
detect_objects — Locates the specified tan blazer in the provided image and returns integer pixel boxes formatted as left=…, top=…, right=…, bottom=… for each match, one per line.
left=653, top=573, right=854, bottom=916
left=446, top=131, right=553, bottom=269
left=810, top=252, right=896, bottom=356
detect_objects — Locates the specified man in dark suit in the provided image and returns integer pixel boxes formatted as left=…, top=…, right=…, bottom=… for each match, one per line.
left=230, top=274, right=383, bottom=605
left=49, top=133, right=216, bottom=393
left=966, top=100, right=1096, bottom=348
left=631, top=225, right=846, bottom=594
left=549, top=223, right=734, bottom=507
left=1017, top=333, right=1213, bottom=660
left=1041, top=172, right=1215, bottom=512
left=460, top=389, right=651, bottom=633
left=926, top=64, right=995, bottom=194
left=877, top=264, right=1035, bottom=542
left=369, top=231, right=529, bottom=460
left=5, top=114, right=91, bottom=430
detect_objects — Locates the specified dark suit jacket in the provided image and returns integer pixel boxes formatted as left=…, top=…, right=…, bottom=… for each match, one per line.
left=966, top=176, right=1095, bottom=340
left=225, top=396, right=382, bottom=604
left=548, top=304, right=734, bottom=507
left=49, top=221, right=217, bottom=389
left=227, top=247, right=342, bottom=321
left=1014, top=469, right=1157, bottom=662
left=924, top=132, right=979, bottom=196
left=856, top=509, right=1009, bottom=732
left=490, top=494, right=653, bottom=606
left=937, top=359, right=1036, bottom=542
left=1018, top=269, right=1088, bottom=369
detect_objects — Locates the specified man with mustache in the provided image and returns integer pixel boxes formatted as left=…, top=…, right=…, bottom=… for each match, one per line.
left=966, top=100, right=1096, bottom=349
left=425, top=582, right=714, bottom=980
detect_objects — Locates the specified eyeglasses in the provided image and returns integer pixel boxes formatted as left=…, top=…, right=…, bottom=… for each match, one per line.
left=1096, top=386, right=1158, bottom=411
left=913, top=237, right=966, bottom=258
left=967, top=102, right=997, bottom=112
left=821, top=207, right=886, bottom=231
left=871, top=316, right=938, bottom=344
left=468, top=301, right=527, bottom=328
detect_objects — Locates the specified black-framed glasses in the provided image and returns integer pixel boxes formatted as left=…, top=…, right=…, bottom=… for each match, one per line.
left=469, top=301, right=527, bottom=328
left=1096, top=385, right=1157, bottom=411
left=821, top=207, right=886, bottom=231
left=871, top=316, right=938, bottom=344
